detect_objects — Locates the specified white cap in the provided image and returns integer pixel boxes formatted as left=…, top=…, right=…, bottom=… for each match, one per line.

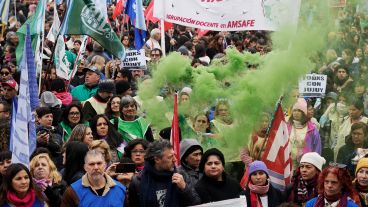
left=300, top=152, right=326, bottom=171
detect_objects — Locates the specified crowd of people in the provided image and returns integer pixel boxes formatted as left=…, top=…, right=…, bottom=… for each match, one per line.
left=0, top=0, right=367, bottom=206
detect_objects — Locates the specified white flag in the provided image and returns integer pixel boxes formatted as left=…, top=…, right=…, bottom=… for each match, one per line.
left=55, top=35, right=71, bottom=80
left=46, top=1, right=61, bottom=43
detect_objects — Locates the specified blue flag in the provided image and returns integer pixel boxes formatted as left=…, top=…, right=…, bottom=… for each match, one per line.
left=126, top=0, right=147, bottom=49
left=10, top=25, right=39, bottom=166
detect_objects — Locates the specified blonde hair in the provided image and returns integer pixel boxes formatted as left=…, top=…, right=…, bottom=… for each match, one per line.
left=91, top=55, right=105, bottom=70
left=30, top=154, right=62, bottom=184
left=89, top=140, right=112, bottom=163
left=326, top=49, right=337, bottom=63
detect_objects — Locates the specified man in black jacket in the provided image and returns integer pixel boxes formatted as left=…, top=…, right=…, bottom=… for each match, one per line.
left=129, top=139, right=200, bottom=207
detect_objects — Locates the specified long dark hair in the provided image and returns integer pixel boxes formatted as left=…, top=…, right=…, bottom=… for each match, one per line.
left=90, top=114, right=122, bottom=149
left=61, top=103, right=84, bottom=126
left=0, top=163, right=34, bottom=204
left=105, top=95, right=121, bottom=119
left=63, top=141, right=89, bottom=185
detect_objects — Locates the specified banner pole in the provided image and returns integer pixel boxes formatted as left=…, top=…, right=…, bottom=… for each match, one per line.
left=160, top=19, right=165, bottom=56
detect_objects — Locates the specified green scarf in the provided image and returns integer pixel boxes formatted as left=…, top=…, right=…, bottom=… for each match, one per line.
left=116, top=117, right=150, bottom=142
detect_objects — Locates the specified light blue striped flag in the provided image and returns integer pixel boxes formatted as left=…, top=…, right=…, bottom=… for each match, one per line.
left=10, top=24, right=39, bottom=166
left=126, top=0, right=147, bottom=49
left=0, top=0, right=10, bottom=25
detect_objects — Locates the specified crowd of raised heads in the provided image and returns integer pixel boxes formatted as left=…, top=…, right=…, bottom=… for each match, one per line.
left=0, top=0, right=368, bottom=206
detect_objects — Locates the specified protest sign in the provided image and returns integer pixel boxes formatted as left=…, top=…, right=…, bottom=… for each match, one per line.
left=299, top=74, right=327, bottom=97
left=189, top=197, right=247, bottom=207
left=154, top=0, right=301, bottom=31
left=122, top=49, right=146, bottom=69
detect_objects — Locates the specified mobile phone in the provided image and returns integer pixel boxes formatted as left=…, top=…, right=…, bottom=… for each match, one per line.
left=115, top=163, right=136, bottom=173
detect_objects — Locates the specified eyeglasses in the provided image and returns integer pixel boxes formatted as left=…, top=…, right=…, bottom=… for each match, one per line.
left=131, top=150, right=145, bottom=154
left=69, top=112, right=80, bottom=116
left=329, top=162, right=347, bottom=169
left=0, top=72, right=10, bottom=76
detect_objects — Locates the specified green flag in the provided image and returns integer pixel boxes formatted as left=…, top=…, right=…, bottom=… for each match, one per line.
left=60, top=0, right=126, bottom=60
left=16, top=0, right=47, bottom=66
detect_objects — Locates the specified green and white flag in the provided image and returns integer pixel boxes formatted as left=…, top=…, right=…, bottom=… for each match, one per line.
left=54, top=35, right=71, bottom=80
left=60, top=0, right=126, bottom=60
left=16, top=0, right=47, bottom=66
left=46, top=1, right=61, bottom=43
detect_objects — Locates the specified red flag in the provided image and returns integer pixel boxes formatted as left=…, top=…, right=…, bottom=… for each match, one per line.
left=113, top=0, right=125, bottom=20
left=171, top=93, right=180, bottom=166
left=145, top=0, right=173, bottom=31
left=261, top=104, right=292, bottom=190
left=197, top=29, right=209, bottom=38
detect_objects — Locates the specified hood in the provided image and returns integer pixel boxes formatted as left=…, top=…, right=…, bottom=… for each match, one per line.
left=180, top=139, right=202, bottom=161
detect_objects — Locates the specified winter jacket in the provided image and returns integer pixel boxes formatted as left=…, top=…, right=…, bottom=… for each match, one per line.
left=241, top=184, right=286, bottom=207
left=195, top=173, right=242, bottom=204
left=129, top=162, right=200, bottom=207
left=306, top=196, right=358, bottom=207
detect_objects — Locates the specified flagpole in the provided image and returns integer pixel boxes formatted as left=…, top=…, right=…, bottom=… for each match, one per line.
left=38, top=6, right=47, bottom=95
left=160, top=19, right=165, bottom=56
left=256, top=96, right=284, bottom=160
left=13, top=0, right=16, bottom=21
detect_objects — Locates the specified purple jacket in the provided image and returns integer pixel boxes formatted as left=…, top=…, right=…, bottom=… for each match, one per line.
left=287, top=121, right=321, bottom=154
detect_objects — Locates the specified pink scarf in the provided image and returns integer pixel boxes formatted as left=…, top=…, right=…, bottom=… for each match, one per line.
left=249, top=182, right=270, bottom=207
left=6, top=189, right=36, bottom=207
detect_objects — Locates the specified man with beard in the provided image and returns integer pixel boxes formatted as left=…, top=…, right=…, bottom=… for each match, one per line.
left=82, top=80, right=115, bottom=122
left=129, top=140, right=200, bottom=207
left=61, top=150, right=126, bottom=207
left=287, top=152, right=326, bottom=206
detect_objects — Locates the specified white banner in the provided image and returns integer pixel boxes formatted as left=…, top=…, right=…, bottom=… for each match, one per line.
left=154, top=0, right=301, bottom=31
left=190, top=197, right=247, bottom=207
left=122, top=49, right=146, bottom=68
left=298, top=74, right=327, bottom=97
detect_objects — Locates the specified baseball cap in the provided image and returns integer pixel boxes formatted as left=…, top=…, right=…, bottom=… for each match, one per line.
left=83, top=65, right=101, bottom=76
left=2, top=79, right=18, bottom=91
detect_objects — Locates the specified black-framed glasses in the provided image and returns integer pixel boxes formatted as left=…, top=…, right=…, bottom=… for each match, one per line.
left=69, top=112, right=80, bottom=116
left=329, top=162, right=347, bottom=169
left=1, top=72, right=10, bottom=76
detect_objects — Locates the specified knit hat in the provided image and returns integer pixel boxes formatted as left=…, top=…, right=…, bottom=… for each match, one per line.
left=300, top=152, right=326, bottom=171
left=180, top=139, right=203, bottom=161
left=115, top=80, right=131, bottom=95
left=98, top=80, right=115, bottom=93
left=248, top=161, right=269, bottom=177
left=50, top=78, right=66, bottom=92
left=199, top=148, right=225, bottom=173
left=356, top=158, right=368, bottom=175
left=292, top=98, right=308, bottom=115
left=2, top=79, right=18, bottom=92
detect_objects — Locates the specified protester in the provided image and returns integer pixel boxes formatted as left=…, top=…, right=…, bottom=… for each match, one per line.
left=64, top=124, right=94, bottom=146
left=62, top=141, right=89, bottom=186
left=0, top=163, right=46, bottom=206
left=29, top=154, right=66, bottom=206
left=287, top=152, right=326, bottom=206
left=61, top=150, right=126, bottom=207
left=354, top=158, right=368, bottom=207
left=71, top=66, right=101, bottom=102
left=178, top=139, right=203, bottom=188
left=123, top=139, right=149, bottom=172
left=59, top=103, right=86, bottom=142
left=0, top=151, right=11, bottom=184
left=129, top=139, right=200, bottom=206
left=305, top=164, right=358, bottom=207
left=241, top=160, right=285, bottom=207
left=104, top=95, right=121, bottom=119
left=195, top=148, right=242, bottom=204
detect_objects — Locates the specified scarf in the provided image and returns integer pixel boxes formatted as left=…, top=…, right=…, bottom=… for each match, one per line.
left=313, top=193, right=348, bottom=207
left=355, top=181, right=368, bottom=206
left=139, top=162, right=178, bottom=207
left=295, top=174, right=318, bottom=204
left=33, top=178, right=52, bottom=200
left=6, top=189, right=36, bottom=207
left=293, top=120, right=305, bottom=129
left=249, top=182, right=269, bottom=207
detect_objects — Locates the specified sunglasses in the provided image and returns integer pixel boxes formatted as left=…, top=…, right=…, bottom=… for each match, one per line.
left=1, top=72, right=10, bottom=76
left=329, top=162, right=347, bottom=169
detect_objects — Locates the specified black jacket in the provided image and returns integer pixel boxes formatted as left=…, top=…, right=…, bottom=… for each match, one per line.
left=194, top=173, right=242, bottom=204
left=241, top=184, right=286, bottom=207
